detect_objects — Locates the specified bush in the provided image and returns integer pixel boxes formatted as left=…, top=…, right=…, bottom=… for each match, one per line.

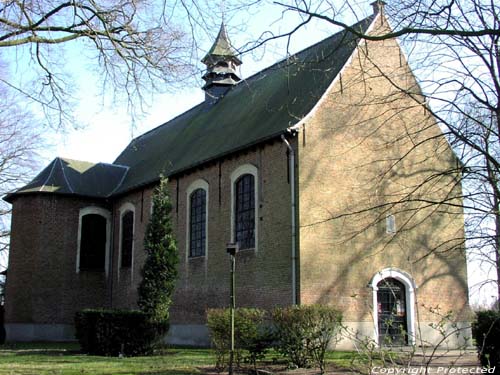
left=272, top=305, right=342, bottom=373
left=472, top=310, right=500, bottom=373
left=74, top=309, right=168, bottom=356
left=206, top=308, right=273, bottom=371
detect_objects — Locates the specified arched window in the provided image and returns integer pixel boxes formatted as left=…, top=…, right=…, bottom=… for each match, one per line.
left=234, top=174, right=255, bottom=250
left=79, top=213, right=107, bottom=271
left=120, top=210, right=134, bottom=268
left=189, top=188, right=207, bottom=257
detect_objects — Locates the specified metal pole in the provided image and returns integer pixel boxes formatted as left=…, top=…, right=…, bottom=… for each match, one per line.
left=229, top=252, right=235, bottom=375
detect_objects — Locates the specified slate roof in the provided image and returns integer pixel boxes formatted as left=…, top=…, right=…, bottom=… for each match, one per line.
left=6, top=14, right=375, bottom=202
left=5, top=158, right=128, bottom=200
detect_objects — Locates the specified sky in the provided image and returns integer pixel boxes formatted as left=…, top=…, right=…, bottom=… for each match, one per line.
left=44, top=1, right=352, bottom=164
left=5, top=0, right=498, bottom=307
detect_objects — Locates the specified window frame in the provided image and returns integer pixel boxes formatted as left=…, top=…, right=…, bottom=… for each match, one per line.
left=186, top=179, right=209, bottom=260
left=230, top=164, right=259, bottom=252
left=386, top=214, right=396, bottom=234
left=118, top=202, right=135, bottom=270
left=76, top=206, right=111, bottom=276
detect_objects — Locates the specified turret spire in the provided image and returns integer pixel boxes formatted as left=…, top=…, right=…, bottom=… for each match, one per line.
left=202, top=23, right=242, bottom=105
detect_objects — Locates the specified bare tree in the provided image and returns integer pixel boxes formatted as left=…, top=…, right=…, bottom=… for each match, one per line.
left=0, top=0, right=265, bottom=275
left=268, top=0, right=500, bottom=308
left=0, top=86, right=42, bottom=271
left=0, top=0, right=262, bottom=128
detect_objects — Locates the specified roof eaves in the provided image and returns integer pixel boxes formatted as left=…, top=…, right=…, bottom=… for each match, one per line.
left=4, top=190, right=112, bottom=202
left=112, top=129, right=291, bottom=197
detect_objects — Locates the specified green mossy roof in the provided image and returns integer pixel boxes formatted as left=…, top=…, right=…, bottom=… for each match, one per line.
left=5, top=158, right=128, bottom=201
left=114, top=15, right=374, bottom=194
left=6, top=15, right=374, bottom=201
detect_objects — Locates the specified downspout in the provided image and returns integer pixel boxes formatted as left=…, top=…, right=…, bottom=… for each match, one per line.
left=108, top=202, right=115, bottom=308
left=281, top=134, right=297, bottom=305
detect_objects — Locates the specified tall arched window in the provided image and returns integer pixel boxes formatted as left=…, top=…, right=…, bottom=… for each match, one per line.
left=120, top=210, right=134, bottom=268
left=189, top=188, right=207, bottom=257
left=234, top=174, right=255, bottom=250
left=80, top=214, right=106, bottom=270
left=77, top=207, right=110, bottom=273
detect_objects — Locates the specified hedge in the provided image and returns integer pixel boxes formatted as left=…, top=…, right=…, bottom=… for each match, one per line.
left=0, top=305, right=5, bottom=345
left=206, top=308, right=273, bottom=371
left=272, top=304, right=343, bottom=373
left=472, top=310, right=500, bottom=373
left=74, top=309, right=168, bottom=356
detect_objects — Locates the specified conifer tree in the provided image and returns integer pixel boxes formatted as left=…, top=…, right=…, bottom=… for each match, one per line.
left=138, top=177, right=178, bottom=324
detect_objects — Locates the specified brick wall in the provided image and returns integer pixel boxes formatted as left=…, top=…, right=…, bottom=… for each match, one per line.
left=5, top=140, right=294, bottom=336
left=296, top=16, right=469, bottom=328
left=5, top=195, right=110, bottom=326
left=109, top=140, right=294, bottom=324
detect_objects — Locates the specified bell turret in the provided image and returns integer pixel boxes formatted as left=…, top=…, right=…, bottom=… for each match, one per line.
left=202, top=23, right=241, bottom=105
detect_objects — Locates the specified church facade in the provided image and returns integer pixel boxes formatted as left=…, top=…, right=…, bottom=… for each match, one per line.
left=3, top=3, right=470, bottom=348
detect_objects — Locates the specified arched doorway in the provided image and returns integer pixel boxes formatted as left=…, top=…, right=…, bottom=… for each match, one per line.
left=377, top=278, right=407, bottom=345
left=370, top=268, right=416, bottom=346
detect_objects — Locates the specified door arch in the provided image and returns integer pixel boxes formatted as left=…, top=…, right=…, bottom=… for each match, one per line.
left=370, top=268, right=416, bottom=346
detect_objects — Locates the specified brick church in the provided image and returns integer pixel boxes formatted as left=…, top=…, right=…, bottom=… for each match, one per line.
left=3, top=2, right=470, bottom=348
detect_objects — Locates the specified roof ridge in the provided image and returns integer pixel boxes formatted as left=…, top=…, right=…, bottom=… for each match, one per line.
left=97, top=161, right=129, bottom=169
left=108, top=167, right=130, bottom=197
left=39, top=158, right=59, bottom=193
left=58, top=158, right=75, bottom=194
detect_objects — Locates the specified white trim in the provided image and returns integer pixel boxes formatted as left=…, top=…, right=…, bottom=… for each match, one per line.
left=186, top=179, right=209, bottom=260
left=370, top=268, right=417, bottom=346
left=117, top=202, right=136, bottom=280
left=76, top=206, right=111, bottom=277
left=230, top=164, right=259, bottom=252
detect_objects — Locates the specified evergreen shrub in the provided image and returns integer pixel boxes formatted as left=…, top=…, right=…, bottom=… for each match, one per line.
left=472, top=310, right=500, bottom=373
left=137, top=176, right=178, bottom=324
left=74, top=309, right=167, bottom=356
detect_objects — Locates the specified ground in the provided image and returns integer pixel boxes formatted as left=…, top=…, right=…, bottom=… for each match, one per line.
left=0, top=343, right=480, bottom=375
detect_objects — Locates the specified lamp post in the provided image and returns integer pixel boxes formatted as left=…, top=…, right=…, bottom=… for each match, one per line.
left=226, top=243, right=238, bottom=375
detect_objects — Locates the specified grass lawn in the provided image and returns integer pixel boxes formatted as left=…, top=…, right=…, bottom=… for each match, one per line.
left=0, top=343, right=214, bottom=375
left=0, top=343, right=359, bottom=375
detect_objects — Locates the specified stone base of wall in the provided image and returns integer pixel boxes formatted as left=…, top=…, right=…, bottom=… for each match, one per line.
left=4, top=322, right=211, bottom=347
left=5, top=321, right=471, bottom=351
left=165, top=324, right=211, bottom=347
left=5, top=323, right=75, bottom=342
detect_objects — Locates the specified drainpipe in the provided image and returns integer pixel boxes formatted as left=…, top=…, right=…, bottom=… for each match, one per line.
left=108, top=202, right=115, bottom=308
left=281, top=134, right=297, bottom=305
